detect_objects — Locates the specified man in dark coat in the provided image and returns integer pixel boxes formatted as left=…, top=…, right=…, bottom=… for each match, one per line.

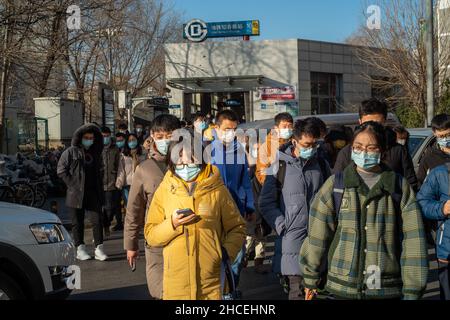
left=333, top=98, right=418, bottom=191
left=259, top=118, right=331, bottom=300
left=57, top=123, right=108, bottom=261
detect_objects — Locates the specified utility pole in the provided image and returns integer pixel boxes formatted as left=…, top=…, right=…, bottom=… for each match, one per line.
left=426, top=0, right=435, bottom=127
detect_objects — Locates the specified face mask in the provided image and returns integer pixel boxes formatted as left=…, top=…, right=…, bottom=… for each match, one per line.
left=299, top=146, right=316, bottom=160
left=175, top=165, right=201, bottom=182
left=155, top=139, right=170, bottom=156
left=221, top=130, right=236, bottom=144
left=437, top=137, right=450, bottom=149
left=116, top=141, right=125, bottom=149
left=136, top=128, right=143, bottom=134
left=195, top=121, right=207, bottom=132
left=279, top=128, right=293, bottom=140
left=103, top=136, right=111, bottom=146
left=351, top=150, right=381, bottom=170
left=82, top=139, right=94, bottom=149
left=119, top=130, right=127, bottom=134
left=333, top=140, right=347, bottom=150
left=128, top=141, right=138, bottom=150
left=397, top=139, right=406, bottom=146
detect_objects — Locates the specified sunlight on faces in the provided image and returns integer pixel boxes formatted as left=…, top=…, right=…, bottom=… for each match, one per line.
left=352, top=131, right=381, bottom=155
left=292, top=134, right=317, bottom=157
left=217, top=119, right=238, bottom=144
left=359, top=113, right=386, bottom=125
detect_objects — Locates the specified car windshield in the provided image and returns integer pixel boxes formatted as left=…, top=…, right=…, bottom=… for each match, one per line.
left=408, top=136, right=427, bottom=158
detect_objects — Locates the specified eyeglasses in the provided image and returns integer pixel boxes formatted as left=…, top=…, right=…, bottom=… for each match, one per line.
left=352, top=145, right=380, bottom=154
left=175, top=164, right=198, bottom=170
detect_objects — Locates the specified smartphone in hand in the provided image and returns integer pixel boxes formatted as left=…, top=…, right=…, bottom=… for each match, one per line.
left=177, top=208, right=195, bottom=218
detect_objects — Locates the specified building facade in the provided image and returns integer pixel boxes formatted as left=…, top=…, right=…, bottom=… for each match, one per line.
left=165, top=39, right=382, bottom=121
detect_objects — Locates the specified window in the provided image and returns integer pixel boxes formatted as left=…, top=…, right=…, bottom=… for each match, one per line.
left=310, top=72, right=343, bottom=114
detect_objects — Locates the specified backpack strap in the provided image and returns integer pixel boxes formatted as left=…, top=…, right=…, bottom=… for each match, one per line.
left=276, top=160, right=287, bottom=190
left=333, top=171, right=345, bottom=224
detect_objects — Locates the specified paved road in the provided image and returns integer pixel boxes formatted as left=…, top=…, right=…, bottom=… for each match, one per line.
left=45, top=198, right=440, bottom=300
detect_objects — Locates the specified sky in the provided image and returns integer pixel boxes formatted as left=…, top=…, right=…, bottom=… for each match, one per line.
left=171, top=0, right=366, bottom=43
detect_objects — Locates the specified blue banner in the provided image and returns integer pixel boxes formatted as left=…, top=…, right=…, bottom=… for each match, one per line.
left=183, top=20, right=260, bottom=42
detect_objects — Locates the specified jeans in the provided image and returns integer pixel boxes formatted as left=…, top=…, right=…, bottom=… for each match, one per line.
left=122, top=186, right=130, bottom=206
left=231, top=245, right=246, bottom=288
left=70, top=207, right=103, bottom=247
left=103, top=190, right=121, bottom=228
left=438, top=260, right=450, bottom=300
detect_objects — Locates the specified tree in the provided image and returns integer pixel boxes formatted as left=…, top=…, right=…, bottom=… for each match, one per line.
left=346, top=0, right=450, bottom=127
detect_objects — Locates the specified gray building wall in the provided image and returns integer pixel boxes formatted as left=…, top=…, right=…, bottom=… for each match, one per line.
left=165, top=38, right=379, bottom=120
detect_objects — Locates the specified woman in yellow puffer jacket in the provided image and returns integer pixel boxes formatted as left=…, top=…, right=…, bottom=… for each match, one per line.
left=144, top=132, right=246, bottom=300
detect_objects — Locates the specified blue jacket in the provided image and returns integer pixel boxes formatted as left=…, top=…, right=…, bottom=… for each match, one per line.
left=259, top=144, right=330, bottom=275
left=417, top=164, right=450, bottom=260
left=209, top=131, right=255, bottom=216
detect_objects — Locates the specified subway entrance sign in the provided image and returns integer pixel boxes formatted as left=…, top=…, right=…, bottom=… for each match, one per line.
left=183, top=19, right=260, bottom=42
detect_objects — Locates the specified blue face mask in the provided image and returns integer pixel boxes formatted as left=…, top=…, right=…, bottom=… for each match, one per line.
left=116, top=140, right=125, bottom=149
left=279, top=129, right=293, bottom=140
left=299, top=146, right=316, bottom=160
left=175, top=165, right=201, bottom=182
left=437, top=137, right=450, bottom=149
left=103, top=136, right=111, bottom=146
left=82, top=139, right=94, bottom=149
left=128, top=141, right=138, bottom=150
left=195, top=121, right=207, bottom=132
left=351, top=150, right=381, bottom=170
left=155, top=139, right=170, bottom=156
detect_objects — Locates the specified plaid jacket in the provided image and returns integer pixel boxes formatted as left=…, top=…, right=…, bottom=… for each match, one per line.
left=300, top=164, right=428, bottom=300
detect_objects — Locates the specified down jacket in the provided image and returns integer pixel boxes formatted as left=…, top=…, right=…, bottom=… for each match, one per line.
left=57, top=123, right=104, bottom=209
left=144, top=165, right=246, bottom=300
left=259, top=143, right=330, bottom=276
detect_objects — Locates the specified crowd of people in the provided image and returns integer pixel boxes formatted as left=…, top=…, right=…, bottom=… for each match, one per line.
left=55, top=98, right=450, bottom=300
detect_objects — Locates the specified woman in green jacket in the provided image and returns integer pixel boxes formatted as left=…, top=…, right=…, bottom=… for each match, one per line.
left=300, top=121, right=428, bottom=300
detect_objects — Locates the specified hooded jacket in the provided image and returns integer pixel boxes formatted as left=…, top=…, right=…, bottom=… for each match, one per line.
left=57, top=123, right=104, bottom=209
left=259, top=143, right=330, bottom=276
left=417, top=142, right=450, bottom=186
left=300, top=164, right=428, bottom=300
left=144, top=165, right=246, bottom=300
left=417, top=164, right=450, bottom=261
left=208, top=130, right=255, bottom=216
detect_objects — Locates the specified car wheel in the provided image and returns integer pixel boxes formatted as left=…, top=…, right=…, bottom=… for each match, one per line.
left=0, top=271, right=26, bottom=300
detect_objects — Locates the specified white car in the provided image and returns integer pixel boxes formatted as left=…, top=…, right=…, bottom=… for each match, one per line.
left=0, top=202, right=75, bottom=300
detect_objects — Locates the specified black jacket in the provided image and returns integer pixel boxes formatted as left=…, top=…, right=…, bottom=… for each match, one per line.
left=333, top=128, right=418, bottom=191
left=57, top=123, right=104, bottom=209
left=417, top=142, right=450, bottom=186
left=102, top=142, right=121, bottom=191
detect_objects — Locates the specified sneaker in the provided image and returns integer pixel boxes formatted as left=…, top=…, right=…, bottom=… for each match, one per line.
left=76, top=245, right=91, bottom=261
left=94, top=244, right=108, bottom=261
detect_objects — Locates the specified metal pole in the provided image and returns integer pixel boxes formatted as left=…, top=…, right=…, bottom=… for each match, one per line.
left=426, top=0, right=435, bottom=127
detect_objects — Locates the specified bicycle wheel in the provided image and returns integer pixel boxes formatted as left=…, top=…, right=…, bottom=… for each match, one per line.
left=12, top=182, right=35, bottom=207
left=33, top=187, right=47, bottom=208
left=0, top=186, right=16, bottom=204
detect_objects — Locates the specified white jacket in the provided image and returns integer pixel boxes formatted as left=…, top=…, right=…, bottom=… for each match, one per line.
left=115, top=153, right=146, bottom=189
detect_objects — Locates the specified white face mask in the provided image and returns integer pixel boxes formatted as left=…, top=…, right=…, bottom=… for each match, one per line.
left=220, top=129, right=235, bottom=144
left=397, top=139, right=406, bottom=146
